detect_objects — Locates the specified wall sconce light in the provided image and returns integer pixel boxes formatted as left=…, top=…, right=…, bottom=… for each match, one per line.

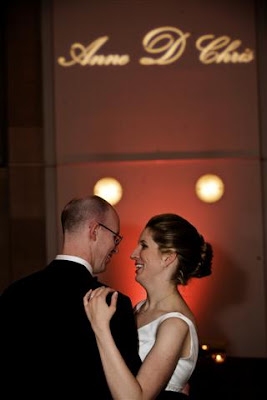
left=93, top=177, right=123, bottom=206
left=211, top=352, right=226, bottom=363
left=195, top=174, right=224, bottom=203
left=199, top=343, right=227, bottom=364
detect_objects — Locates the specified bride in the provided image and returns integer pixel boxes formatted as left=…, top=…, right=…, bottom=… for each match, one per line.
left=84, top=213, right=213, bottom=399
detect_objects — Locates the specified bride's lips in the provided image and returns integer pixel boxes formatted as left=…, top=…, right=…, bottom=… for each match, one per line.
left=135, top=263, right=144, bottom=272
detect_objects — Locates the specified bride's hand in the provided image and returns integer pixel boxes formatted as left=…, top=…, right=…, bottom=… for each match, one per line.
left=83, top=287, right=118, bottom=333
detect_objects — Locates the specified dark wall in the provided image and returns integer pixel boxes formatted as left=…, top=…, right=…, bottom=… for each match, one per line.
left=0, top=0, right=46, bottom=291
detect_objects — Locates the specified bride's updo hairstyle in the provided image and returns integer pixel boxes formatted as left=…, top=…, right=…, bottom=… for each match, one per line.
left=145, top=213, right=213, bottom=285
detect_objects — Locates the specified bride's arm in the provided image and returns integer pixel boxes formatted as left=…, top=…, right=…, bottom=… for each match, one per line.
left=84, top=287, right=189, bottom=400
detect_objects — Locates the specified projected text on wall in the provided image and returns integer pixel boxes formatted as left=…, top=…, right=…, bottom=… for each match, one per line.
left=58, top=26, right=254, bottom=67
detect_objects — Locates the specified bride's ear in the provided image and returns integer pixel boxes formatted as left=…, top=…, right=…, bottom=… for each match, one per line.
left=163, top=252, right=178, bottom=267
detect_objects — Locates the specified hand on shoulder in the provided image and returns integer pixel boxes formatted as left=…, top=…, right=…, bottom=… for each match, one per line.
left=83, top=287, right=118, bottom=333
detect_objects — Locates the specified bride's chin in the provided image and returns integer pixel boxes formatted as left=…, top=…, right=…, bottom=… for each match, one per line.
left=135, top=273, right=145, bottom=285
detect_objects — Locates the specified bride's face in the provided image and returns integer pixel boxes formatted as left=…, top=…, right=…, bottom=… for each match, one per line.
left=130, top=228, right=165, bottom=284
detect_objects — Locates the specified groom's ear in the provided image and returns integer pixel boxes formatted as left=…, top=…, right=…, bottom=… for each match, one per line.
left=89, top=220, right=99, bottom=241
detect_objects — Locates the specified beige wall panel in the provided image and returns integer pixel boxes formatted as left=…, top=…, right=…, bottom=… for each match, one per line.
left=53, top=0, right=258, bottom=161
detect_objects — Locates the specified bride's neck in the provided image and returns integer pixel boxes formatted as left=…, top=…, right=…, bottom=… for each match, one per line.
left=144, top=285, right=179, bottom=310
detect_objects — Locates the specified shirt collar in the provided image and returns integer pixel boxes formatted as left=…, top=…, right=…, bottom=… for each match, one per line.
left=55, top=255, right=95, bottom=276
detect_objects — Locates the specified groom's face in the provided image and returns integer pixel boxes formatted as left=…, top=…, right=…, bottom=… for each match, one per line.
left=92, top=209, right=121, bottom=274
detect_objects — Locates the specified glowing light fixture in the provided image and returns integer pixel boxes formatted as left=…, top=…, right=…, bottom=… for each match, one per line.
left=200, top=342, right=227, bottom=363
left=195, top=174, right=224, bottom=203
left=212, top=353, right=226, bottom=363
left=94, top=177, right=123, bottom=206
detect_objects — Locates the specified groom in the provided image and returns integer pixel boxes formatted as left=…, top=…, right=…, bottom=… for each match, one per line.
left=1, top=195, right=141, bottom=398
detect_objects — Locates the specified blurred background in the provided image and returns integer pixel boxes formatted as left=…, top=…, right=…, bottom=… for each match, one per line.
left=1, top=0, right=266, bottom=397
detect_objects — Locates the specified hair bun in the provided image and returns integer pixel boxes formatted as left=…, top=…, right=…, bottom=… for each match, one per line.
left=195, top=241, right=213, bottom=278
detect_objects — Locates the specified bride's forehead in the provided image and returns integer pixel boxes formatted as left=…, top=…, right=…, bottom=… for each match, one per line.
left=139, top=228, right=153, bottom=242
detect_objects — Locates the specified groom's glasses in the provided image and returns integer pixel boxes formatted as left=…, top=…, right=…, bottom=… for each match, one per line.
left=98, top=223, right=123, bottom=246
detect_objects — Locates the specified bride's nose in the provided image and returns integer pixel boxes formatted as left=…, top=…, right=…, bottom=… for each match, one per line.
left=130, top=246, right=139, bottom=260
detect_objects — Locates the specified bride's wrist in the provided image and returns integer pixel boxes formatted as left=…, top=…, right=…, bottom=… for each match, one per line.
left=93, top=323, right=110, bottom=337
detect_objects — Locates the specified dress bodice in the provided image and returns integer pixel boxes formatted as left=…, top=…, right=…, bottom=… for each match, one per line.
left=135, top=300, right=198, bottom=393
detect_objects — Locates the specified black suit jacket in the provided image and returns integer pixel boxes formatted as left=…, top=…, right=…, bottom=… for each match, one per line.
left=1, top=260, right=141, bottom=398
